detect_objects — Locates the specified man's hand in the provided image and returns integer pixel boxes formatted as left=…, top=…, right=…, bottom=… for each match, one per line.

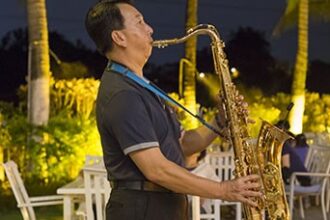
left=219, top=174, right=263, bottom=207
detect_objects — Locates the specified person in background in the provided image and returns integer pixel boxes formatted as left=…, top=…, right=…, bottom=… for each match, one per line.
left=281, top=132, right=311, bottom=186
left=85, top=1, right=262, bottom=219
left=294, top=133, right=309, bottom=164
left=275, top=121, right=311, bottom=186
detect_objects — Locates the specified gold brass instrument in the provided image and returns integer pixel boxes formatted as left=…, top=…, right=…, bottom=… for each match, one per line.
left=153, top=24, right=291, bottom=220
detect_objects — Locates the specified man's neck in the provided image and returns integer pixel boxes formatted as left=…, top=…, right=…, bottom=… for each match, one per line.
left=107, top=52, right=144, bottom=77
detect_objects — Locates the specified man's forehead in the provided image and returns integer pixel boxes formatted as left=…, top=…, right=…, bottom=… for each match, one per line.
left=118, top=3, right=142, bottom=19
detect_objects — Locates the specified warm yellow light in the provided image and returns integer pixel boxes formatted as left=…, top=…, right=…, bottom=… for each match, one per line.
left=197, top=74, right=220, bottom=102
left=289, top=94, right=305, bottom=134
left=230, top=67, right=239, bottom=78
left=199, top=72, right=205, bottom=78
left=178, top=58, right=199, bottom=129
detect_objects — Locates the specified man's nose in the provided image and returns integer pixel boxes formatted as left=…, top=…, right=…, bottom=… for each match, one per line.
left=146, top=23, right=153, bottom=35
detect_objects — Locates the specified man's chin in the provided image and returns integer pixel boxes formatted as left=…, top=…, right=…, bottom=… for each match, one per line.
left=146, top=48, right=153, bottom=58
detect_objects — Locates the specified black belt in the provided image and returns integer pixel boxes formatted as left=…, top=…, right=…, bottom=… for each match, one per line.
left=110, top=180, right=172, bottom=193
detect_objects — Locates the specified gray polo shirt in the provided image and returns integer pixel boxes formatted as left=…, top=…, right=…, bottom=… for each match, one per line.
left=96, top=63, right=185, bottom=181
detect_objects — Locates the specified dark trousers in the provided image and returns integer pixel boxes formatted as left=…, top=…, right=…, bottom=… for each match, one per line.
left=106, top=189, right=189, bottom=220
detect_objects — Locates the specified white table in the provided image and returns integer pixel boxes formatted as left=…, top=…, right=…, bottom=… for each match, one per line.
left=57, top=164, right=107, bottom=220
left=83, top=164, right=109, bottom=220
left=57, top=176, right=85, bottom=220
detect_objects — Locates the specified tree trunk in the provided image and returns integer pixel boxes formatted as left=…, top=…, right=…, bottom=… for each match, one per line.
left=0, top=146, right=3, bottom=180
left=289, top=0, right=308, bottom=134
left=26, top=0, right=50, bottom=126
left=184, top=0, right=198, bottom=129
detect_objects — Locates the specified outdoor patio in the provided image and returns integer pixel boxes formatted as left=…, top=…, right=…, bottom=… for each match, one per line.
left=1, top=1, right=330, bottom=220
left=2, top=140, right=330, bottom=220
left=2, top=204, right=327, bottom=220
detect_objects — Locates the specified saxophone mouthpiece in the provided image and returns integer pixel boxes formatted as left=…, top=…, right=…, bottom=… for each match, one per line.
left=152, top=40, right=168, bottom=48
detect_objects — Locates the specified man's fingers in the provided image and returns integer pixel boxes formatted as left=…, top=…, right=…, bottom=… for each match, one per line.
left=245, top=182, right=261, bottom=190
left=241, top=197, right=259, bottom=208
left=242, top=190, right=263, bottom=198
left=242, top=174, right=260, bottom=182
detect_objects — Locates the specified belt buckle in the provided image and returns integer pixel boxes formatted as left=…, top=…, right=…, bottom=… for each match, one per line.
left=143, top=181, right=152, bottom=191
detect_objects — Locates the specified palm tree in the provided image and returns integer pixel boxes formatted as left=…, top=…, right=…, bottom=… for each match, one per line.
left=184, top=0, right=198, bottom=129
left=26, top=0, right=51, bottom=126
left=273, top=0, right=330, bottom=134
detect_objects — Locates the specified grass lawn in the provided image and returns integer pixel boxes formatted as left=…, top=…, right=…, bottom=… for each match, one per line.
left=1, top=206, right=63, bottom=220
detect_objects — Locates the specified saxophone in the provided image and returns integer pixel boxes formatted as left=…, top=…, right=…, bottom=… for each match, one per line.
left=153, top=24, right=291, bottom=220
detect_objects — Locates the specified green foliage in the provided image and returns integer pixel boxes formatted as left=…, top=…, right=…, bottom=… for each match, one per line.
left=240, top=91, right=330, bottom=135
left=51, top=78, right=100, bottom=119
left=248, top=102, right=281, bottom=138
left=0, top=78, right=102, bottom=211
left=173, top=87, right=330, bottom=139
left=52, top=61, right=90, bottom=79
left=1, top=77, right=329, bottom=212
left=0, top=105, right=12, bottom=152
left=0, top=103, right=101, bottom=184
left=304, top=93, right=330, bottom=132
left=225, top=27, right=291, bottom=96
left=168, top=92, right=217, bottom=130
left=19, top=77, right=100, bottom=120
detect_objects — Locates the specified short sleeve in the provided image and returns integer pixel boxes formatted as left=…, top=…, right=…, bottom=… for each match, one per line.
left=282, top=141, right=291, bottom=156
left=103, top=90, right=159, bottom=155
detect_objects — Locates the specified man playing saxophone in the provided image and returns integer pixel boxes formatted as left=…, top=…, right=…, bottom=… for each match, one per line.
left=85, top=1, right=263, bottom=219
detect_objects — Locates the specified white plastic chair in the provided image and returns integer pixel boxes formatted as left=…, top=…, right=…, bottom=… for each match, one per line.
left=2, top=160, right=63, bottom=220
left=191, top=162, right=220, bottom=219
left=191, top=151, right=242, bottom=220
left=83, top=164, right=111, bottom=220
left=305, top=132, right=330, bottom=146
left=74, top=155, right=105, bottom=219
left=85, top=155, right=104, bottom=167
left=287, top=145, right=330, bottom=220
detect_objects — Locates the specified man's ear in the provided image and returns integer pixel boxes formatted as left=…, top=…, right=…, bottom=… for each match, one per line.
left=111, top=30, right=127, bottom=47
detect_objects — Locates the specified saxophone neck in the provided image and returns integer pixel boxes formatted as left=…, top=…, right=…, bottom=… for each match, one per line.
left=152, top=24, right=221, bottom=48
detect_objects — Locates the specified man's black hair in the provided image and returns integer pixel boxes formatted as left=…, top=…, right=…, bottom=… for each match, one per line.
left=85, top=0, right=133, bottom=55
left=295, top=133, right=308, bottom=147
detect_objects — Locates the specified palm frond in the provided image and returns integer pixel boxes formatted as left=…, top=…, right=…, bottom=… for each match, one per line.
left=310, top=1, right=330, bottom=22
left=272, top=0, right=299, bottom=37
left=272, top=0, right=330, bottom=37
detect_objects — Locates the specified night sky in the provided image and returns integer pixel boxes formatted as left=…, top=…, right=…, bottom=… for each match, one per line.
left=1, top=0, right=329, bottom=65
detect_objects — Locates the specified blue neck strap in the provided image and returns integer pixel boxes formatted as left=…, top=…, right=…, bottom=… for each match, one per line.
left=108, top=61, right=222, bottom=136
